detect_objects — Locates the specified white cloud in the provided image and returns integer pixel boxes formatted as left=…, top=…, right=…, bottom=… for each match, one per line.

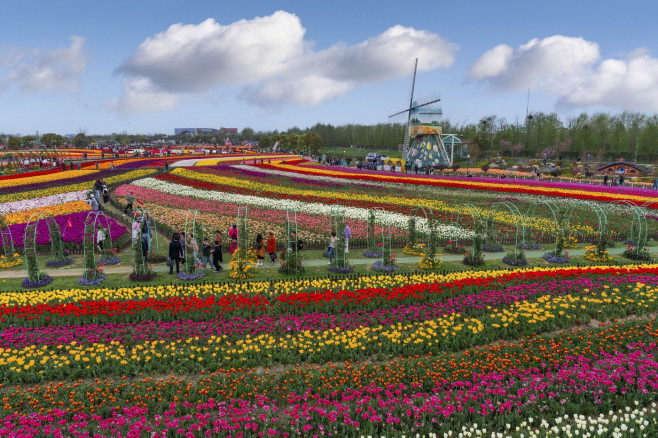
left=469, top=35, right=658, bottom=112
left=109, top=77, right=179, bottom=114
left=114, top=11, right=458, bottom=112
left=1, top=36, right=88, bottom=94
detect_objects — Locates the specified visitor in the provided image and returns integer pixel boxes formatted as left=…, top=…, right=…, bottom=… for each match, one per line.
left=267, top=231, right=277, bottom=265
left=96, top=227, right=106, bottom=252
left=414, top=160, right=420, bottom=175
left=612, top=176, right=617, bottom=186
left=132, top=220, right=141, bottom=241
left=124, top=192, right=135, bottom=215
left=603, top=175, right=608, bottom=186
left=102, top=185, right=109, bottom=204
left=212, top=239, right=223, bottom=272
left=110, top=161, right=114, bottom=170
left=165, top=160, right=169, bottom=171
left=94, top=179, right=102, bottom=203
left=168, top=235, right=182, bottom=274
left=179, top=232, right=186, bottom=251
left=619, top=175, right=624, bottom=187
left=61, top=161, right=66, bottom=171
left=172, top=227, right=181, bottom=241
left=95, top=161, right=99, bottom=170
left=76, top=162, right=81, bottom=170
left=201, top=238, right=212, bottom=269
left=188, top=233, right=202, bottom=266
left=141, top=215, right=152, bottom=252
left=228, top=224, right=238, bottom=255
left=653, top=177, right=658, bottom=190
left=344, top=224, right=351, bottom=253
left=328, top=231, right=337, bottom=265
left=289, top=231, right=303, bottom=252
left=141, top=236, right=149, bottom=262
left=254, top=233, right=265, bottom=266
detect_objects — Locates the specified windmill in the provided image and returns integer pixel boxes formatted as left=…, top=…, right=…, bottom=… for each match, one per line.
left=388, top=58, right=454, bottom=169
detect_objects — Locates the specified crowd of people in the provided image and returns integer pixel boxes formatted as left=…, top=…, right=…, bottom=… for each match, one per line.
left=161, top=223, right=352, bottom=275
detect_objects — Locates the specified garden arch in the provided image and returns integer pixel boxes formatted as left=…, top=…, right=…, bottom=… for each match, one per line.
left=564, top=200, right=608, bottom=244
left=23, top=213, right=49, bottom=286
left=0, top=216, right=15, bottom=260
left=281, top=208, right=304, bottom=274
left=83, top=211, right=115, bottom=282
left=409, top=205, right=441, bottom=265
left=364, top=207, right=385, bottom=258
left=609, top=200, right=649, bottom=258
left=490, top=201, right=524, bottom=256
left=183, top=209, right=203, bottom=274
left=329, top=205, right=350, bottom=271
left=523, top=199, right=562, bottom=253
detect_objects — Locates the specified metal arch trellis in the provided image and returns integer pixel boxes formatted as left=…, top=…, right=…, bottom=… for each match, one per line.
left=84, top=211, right=113, bottom=280
left=523, top=199, right=563, bottom=253
left=609, top=200, right=648, bottom=256
left=23, top=213, right=48, bottom=283
left=564, top=200, right=609, bottom=244
left=365, top=207, right=385, bottom=257
left=130, top=210, right=149, bottom=276
left=377, top=213, right=394, bottom=267
left=44, top=215, right=67, bottom=263
left=283, top=207, right=304, bottom=274
left=329, top=205, right=348, bottom=269
left=449, top=203, right=484, bottom=255
left=490, top=201, right=524, bottom=258
left=0, top=215, right=15, bottom=259
left=183, top=209, right=202, bottom=274
left=410, top=204, right=439, bottom=263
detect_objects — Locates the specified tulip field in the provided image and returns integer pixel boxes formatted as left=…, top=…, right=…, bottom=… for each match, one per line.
left=1, top=153, right=657, bottom=437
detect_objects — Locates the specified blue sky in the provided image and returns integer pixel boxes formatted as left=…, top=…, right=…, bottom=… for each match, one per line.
left=1, top=0, right=657, bottom=136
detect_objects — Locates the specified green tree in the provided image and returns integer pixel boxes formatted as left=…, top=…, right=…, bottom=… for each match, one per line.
left=303, top=131, right=324, bottom=153
left=241, top=127, right=255, bottom=142
left=21, top=135, right=36, bottom=147
left=7, top=136, right=21, bottom=150
left=73, top=133, right=90, bottom=148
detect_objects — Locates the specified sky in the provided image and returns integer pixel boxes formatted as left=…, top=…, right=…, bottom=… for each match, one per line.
left=1, top=0, right=657, bottom=136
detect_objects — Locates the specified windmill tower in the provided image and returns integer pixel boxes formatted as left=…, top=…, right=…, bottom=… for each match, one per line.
left=389, top=58, right=453, bottom=169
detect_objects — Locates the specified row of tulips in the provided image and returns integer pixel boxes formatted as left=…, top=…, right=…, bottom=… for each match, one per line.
left=132, top=175, right=469, bottom=238
left=0, top=190, right=89, bottom=215
left=266, top=162, right=658, bottom=207
left=1, top=264, right=654, bottom=309
left=2, top=273, right=656, bottom=348
left=0, top=169, right=99, bottom=190
left=0, top=320, right=655, bottom=435
left=168, top=168, right=596, bottom=236
left=2, top=200, right=90, bottom=226
left=1, top=278, right=657, bottom=381
left=115, top=184, right=407, bottom=241
left=0, top=168, right=156, bottom=203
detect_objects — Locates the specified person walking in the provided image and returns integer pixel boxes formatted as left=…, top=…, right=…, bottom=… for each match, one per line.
left=132, top=220, right=141, bottom=241
left=141, top=215, right=152, bottom=253
left=110, top=161, right=114, bottom=171
left=619, top=175, right=624, bottom=187
left=254, top=233, right=265, bottom=266
left=188, top=233, right=202, bottom=266
left=201, top=238, right=212, bottom=269
left=653, top=177, right=658, bottom=190
left=124, top=192, right=135, bottom=215
left=211, top=239, right=223, bottom=272
left=344, top=224, right=351, bottom=253
left=168, top=236, right=182, bottom=274
left=603, top=174, right=608, bottom=186
left=228, top=224, right=238, bottom=255
left=328, top=231, right=337, bottom=265
left=96, top=227, right=106, bottom=253
left=267, top=231, right=277, bottom=265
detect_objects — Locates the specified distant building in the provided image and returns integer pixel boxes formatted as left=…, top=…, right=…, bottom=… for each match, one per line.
left=174, top=128, right=239, bottom=136
left=596, top=158, right=649, bottom=176
left=175, top=128, right=220, bottom=136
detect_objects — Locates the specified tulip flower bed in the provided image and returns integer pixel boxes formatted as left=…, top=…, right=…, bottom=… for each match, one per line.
left=162, top=168, right=598, bottom=238
left=0, top=210, right=126, bottom=251
left=264, top=162, right=658, bottom=207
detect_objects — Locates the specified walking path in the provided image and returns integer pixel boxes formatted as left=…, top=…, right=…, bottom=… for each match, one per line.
left=1, top=245, right=647, bottom=279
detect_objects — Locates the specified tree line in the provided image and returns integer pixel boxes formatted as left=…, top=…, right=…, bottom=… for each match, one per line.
left=2, top=111, right=656, bottom=162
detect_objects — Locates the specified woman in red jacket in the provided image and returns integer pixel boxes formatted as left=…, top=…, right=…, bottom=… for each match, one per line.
left=267, top=231, right=277, bottom=265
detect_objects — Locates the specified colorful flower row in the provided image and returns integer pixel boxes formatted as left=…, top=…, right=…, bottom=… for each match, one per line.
left=266, top=162, right=658, bottom=207
left=0, top=190, right=89, bottom=215
left=2, top=201, right=91, bottom=226
left=0, top=169, right=156, bottom=203
left=132, top=176, right=469, bottom=238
